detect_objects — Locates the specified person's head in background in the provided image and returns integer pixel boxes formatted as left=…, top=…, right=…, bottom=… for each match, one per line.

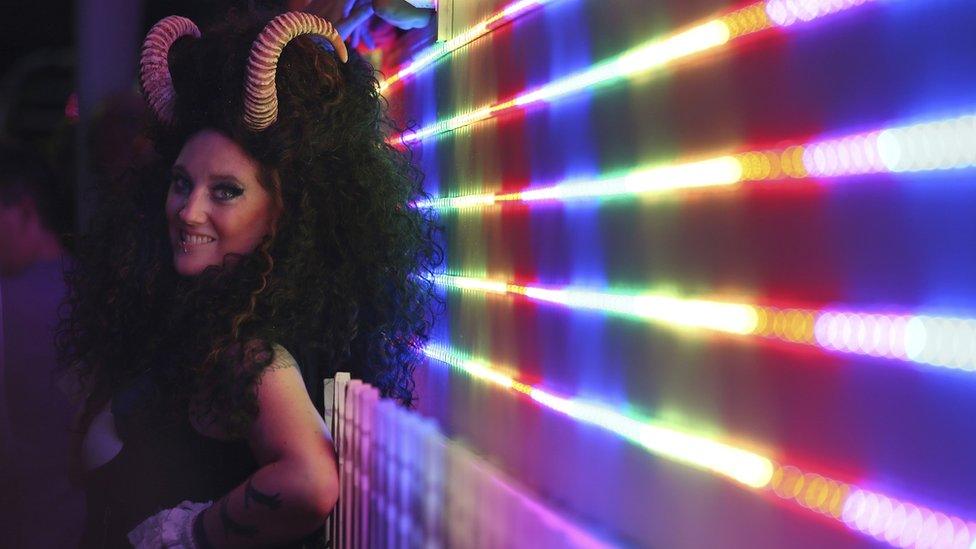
left=0, top=141, right=69, bottom=277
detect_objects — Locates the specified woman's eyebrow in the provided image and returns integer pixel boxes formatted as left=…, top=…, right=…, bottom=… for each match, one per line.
left=209, top=173, right=246, bottom=186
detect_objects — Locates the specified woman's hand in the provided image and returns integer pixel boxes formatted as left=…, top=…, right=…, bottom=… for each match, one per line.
left=302, top=0, right=375, bottom=39
left=300, top=0, right=433, bottom=34
left=127, top=500, right=211, bottom=548
left=372, top=0, right=433, bottom=29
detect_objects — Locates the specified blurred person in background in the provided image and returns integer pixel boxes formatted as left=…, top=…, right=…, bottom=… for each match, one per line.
left=295, top=0, right=433, bottom=51
left=0, top=140, right=84, bottom=547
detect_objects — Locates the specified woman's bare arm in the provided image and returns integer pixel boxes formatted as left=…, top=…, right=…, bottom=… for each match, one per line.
left=195, top=347, right=339, bottom=548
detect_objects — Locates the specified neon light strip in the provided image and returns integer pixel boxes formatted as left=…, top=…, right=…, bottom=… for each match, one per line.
left=424, top=344, right=976, bottom=547
left=391, top=0, right=885, bottom=145
left=379, top=0, right=557, bottom=93
left=418, top=113, right=976, bottom=209
left=434, top=274, right=976, bottom=371
left=424, top=344, right=775, bottom=488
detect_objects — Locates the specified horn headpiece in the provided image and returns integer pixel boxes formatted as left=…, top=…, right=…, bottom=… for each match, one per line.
left=244, top=12, right=348, bottom=131
left=140, top=12, right=347, bottom=131
left=139, top=16, right=201, bottom=125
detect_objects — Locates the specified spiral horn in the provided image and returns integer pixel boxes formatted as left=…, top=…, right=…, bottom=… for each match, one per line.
left=244, top=12, right=348, bottom=131
left=139, top=16, right=201, bottom=125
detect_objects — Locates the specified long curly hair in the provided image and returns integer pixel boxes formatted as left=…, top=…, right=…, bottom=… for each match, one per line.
left=57, top=10, right=441, bottom=439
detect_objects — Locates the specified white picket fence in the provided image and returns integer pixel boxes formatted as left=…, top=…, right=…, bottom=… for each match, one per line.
left=322, top=373, right=612, bottom=549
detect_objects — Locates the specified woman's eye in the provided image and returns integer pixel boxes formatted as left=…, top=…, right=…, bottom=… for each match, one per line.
left=213, top=184, right=244, bottom=201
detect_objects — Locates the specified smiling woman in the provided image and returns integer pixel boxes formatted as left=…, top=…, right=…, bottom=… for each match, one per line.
left=167, top=130, right=279, bottom=277
left=56, top=9, right=440, bottom=549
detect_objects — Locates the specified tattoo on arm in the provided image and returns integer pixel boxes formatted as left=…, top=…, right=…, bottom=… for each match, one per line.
left=214, top=479, right=283, bottom=541
left=219, top=496, right=259, bottom=539
left=244, top=478, right=283, bottom=510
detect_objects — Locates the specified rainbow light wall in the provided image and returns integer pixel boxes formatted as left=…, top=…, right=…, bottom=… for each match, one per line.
left=384, top=0, right=976, bottom=546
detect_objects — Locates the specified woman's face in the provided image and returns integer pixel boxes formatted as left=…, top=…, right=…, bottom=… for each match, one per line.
left=166, top=129, right=279, bottom=276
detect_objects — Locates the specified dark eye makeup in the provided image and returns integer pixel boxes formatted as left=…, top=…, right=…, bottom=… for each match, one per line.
left=212, top=182, right=244, bottom=201
left=169, top=169, right=244, bottom=202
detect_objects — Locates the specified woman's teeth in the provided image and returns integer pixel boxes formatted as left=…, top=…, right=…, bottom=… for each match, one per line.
left=182, top=232, right=216, bottom=245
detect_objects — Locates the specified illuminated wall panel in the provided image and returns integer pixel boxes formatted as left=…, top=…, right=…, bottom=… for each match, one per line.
left=386, top=0, right=976, bottom=546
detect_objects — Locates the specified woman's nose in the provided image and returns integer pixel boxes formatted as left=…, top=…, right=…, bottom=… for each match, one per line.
left=178, top=189, right=209, bottom=225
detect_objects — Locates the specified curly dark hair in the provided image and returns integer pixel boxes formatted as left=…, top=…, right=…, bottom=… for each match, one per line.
left=57, top=10, right=441, bottom=439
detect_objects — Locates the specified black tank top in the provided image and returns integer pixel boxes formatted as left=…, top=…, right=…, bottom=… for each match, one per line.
left=79, top=371, right=326, bottom=548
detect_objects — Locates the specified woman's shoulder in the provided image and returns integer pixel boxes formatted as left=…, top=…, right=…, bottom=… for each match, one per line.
left=188, top=343, right=298, bottom=439
left=236, top=341, right=298, bottom=374
left=267, top=343, right=299, bottom=372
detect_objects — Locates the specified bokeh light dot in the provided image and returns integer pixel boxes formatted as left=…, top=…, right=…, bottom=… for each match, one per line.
left=896, top=126, right=917, bottom=171
left=808, top=476, right=828, bottom=509
left=913, top=124, right=934, bottom=170
left=899, top=505, right=924, bottom=547
left=868, top=495, right=893, bottom=538
left=919, top=123, right=940, bottom=168
left=927, top=317, right=951, bottom=366
left=765, top=151, right=783, bottom=179
left=821, top=142, right=837, bottom=174
left=889, top=316, right=908, bottom=359
left=936, top=120, right=958, bottom=168
left=885, top=504, right=908, bottom=544
left=905, top=316, right=927, bottom=360
left=843, top=489, right=865, bottom=525
left=863, top=131, right=882, bottom=170
left=835, top=139, right=852, bottom=173
left=830, top=484, right=849, bottom=518
left=854, top=315, right=871, bottom=354
left=815, top=312, right=832, bottom=348
left=962, top=323, right=976, bottom=371
left=918, top=511, right=940, bottom=548
left=789, top=146, right=808, bottom=177
left=758, top=151, right=772, bottom=179
left=851, top=133, right=870, bottom=169
left=766, top=0, right=788, bottom=25
left=839, top=313, right=855, bottom=351
left=857, top=493, right=878, bottom=531
left=788, top=469, right=805, bottom=499
left=944, top=319, right=964, bottom=368
left=769, top=466, right=785, bottom=493
left=831, top=313, right=847, bottom=350
left=934, top=514, right=957, bottom=547
left=950, top=519, right=971, bottom=549
left=877, top=129, right=902, bottom=171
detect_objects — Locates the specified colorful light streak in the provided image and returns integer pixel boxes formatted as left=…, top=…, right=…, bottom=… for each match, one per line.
left=378, top=0, right=557, bottom=93
left=424, top=344, right=775, bottom=488
left=416, top=113, right=976, bottom=209
left=434, top=274, right=976, bottom=371
left=423, top=343, right=976, bottom=547
left=391, top=0, right=889, bottom=145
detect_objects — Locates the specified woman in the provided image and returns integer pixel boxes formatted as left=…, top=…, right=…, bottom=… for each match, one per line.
left=57, top=9, right=439, bottom=548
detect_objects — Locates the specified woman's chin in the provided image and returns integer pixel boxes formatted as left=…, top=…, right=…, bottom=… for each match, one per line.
left=173, top=255, right=208, bottom=276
